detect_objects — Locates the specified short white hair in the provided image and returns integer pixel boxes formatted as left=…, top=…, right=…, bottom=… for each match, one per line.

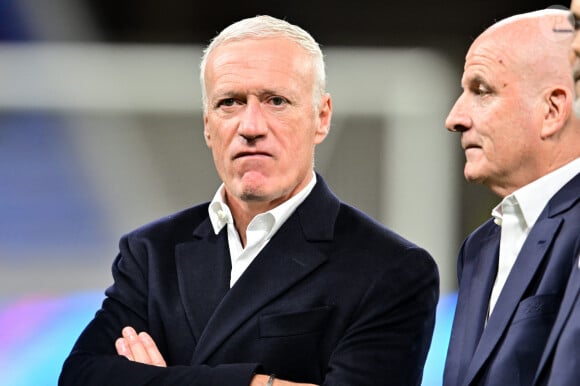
left=199, top=15, right=326, bottom=111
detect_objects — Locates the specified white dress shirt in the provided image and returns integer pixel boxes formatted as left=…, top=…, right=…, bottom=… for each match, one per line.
left=488, top=157, right=580, bottom=316
left=208, top=172, right=317, bottom=287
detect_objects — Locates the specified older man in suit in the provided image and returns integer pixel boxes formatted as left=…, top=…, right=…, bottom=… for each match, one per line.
left=443, top=9, right=580, bottom=386
left=58, top=15, right=439, bottom=386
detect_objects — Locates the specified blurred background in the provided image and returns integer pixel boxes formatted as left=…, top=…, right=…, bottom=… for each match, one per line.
left=0, top=0, right=564, bottom=384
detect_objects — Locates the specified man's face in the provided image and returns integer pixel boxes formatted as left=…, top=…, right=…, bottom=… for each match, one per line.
left=444, top=34, right=543, bottom=196
left=203, top=37, right=331, bottom=209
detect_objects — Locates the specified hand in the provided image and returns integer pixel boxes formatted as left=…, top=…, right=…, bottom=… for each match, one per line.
left=115, top=326, right=167, bottom=367
left=250, top=374, right=318, bottom=386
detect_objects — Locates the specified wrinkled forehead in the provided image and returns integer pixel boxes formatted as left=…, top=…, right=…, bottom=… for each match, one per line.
left=464, top=32, right=514, bottom=75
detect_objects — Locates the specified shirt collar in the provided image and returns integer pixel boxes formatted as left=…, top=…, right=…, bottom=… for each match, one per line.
left=208, top=171, right=317, bottom=236
left=491, top=195, right=520, bottom=226
left=208, top=187, right=233, bottom=234
left=492, top=157, right=580, bottom=227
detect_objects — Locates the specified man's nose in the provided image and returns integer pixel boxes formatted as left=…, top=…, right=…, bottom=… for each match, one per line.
left=445, top=96, right=472, bottom=133
left=238, top=99, right=268, bottom=141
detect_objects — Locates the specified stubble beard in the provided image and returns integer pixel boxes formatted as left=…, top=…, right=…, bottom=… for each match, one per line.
left=240, top=191, right=266, bottom=202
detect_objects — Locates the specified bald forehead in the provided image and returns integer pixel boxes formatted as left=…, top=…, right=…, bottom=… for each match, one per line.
left=480, top=10, right=571, bottom=45
left=461, top=9, right=574, bottom=97
left=464, top=27, right=519, bottom=75
left=467, top=10, right=572, bottom=67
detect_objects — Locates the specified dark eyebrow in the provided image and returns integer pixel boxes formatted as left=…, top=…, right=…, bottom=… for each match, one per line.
left=464, top=74, right=486, bottom=87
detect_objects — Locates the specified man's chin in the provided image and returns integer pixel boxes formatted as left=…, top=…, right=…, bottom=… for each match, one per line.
left=464, top=166, right=485, bottom=185
left=240, top=191, right=267, bottom=202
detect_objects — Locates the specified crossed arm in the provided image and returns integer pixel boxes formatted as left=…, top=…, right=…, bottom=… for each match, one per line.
left=115, top=326, right=318, bottom=386
left=61, top=229, right=439, bottom=385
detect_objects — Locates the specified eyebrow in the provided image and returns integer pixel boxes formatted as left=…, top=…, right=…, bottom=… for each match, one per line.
left=463, top=74, right=486, bottom=87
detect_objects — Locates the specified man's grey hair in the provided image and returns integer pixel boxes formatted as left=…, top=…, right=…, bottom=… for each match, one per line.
left=199, top=15, right=326, bottom=111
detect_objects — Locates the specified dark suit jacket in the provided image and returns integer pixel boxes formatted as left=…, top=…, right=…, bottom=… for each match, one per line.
left=534, top=238, right=580, bottom=386
left=59, top=175, right=439, bottom=386
left=443, top=173, right=580, bottom=386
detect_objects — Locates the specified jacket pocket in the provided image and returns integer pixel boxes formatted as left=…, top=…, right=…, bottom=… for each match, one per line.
left=512, top=293, right=560, bottom=324
left=259, top=305, right=334, bottom=338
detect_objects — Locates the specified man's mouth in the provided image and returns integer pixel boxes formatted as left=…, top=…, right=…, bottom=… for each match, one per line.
left=462, top=142, right=481, bottom=151
left=234, top=151, right=271, bottom=160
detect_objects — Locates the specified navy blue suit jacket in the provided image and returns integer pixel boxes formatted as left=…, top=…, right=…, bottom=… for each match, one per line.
left=443, top=173, right=580, bottom=386
left=59, top=175, right=439, bottom=386
left=534, top=237, right=580, bottom=386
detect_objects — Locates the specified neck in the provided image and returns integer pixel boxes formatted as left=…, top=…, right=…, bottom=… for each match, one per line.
left=226, top=196, right=281, bottom=248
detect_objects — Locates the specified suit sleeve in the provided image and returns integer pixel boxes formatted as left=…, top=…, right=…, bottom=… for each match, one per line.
left=58, top=234, right=261, bottom=386
left=322, top=246, right=439, bottom=386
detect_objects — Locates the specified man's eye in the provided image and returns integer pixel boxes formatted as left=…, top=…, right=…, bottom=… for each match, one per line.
left=218, top=98, right=237, bottom=107
left=472, top=85, right=490, bottom=96
left=269, top=96, right=287, bottom=106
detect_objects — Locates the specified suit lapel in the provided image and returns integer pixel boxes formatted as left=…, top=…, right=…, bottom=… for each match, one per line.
left=189, top=174, right=339, bottom=365
left=449, top=227, right=499, bottom=385
left=463, top=217, right=561, bottom=385
left=190, top=214, right=328, bottom=364
left=175, top=219, right=231, bottom=343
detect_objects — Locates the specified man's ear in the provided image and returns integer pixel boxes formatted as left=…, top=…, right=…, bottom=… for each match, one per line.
left=203, top=113, right=212, bottom=147
left=542, top=86, right=572, bottom=139
left=314, top=94, right=332, bottom=145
